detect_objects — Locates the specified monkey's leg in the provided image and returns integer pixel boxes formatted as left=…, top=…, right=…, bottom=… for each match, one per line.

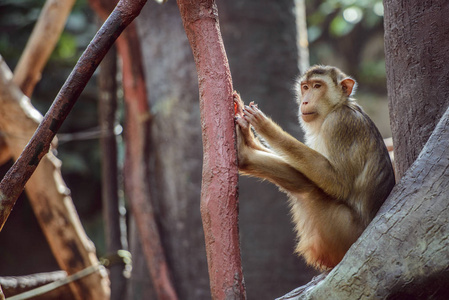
left=240, top=149, right=316, bottom=194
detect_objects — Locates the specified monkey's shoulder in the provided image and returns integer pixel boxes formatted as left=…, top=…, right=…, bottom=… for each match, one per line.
left=321, top=103, right=385, bottom=159
left=324, top=104, right=373, bottom=138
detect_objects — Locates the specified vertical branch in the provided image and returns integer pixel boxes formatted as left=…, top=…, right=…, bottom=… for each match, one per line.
left=177, top=1, right=246, bottom=299
left=119, top=24, right=178, bottom=300
left=98, top=45, right=127, bottom=299
left=89, top=1, right=179, bottom=298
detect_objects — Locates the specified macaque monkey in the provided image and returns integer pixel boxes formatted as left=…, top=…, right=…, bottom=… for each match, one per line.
left=234, top=65, right=395, bottom=270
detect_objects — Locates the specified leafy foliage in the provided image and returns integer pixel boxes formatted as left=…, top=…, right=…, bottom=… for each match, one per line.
left=307, top=0, right=384, bottom=41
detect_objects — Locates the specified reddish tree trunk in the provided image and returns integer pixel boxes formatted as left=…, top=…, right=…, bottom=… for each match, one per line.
left=119, top=25, right=178, bottom=300
left=177, top=1, right=245, bottom=299
left=89, top=1, right=179, bottom=298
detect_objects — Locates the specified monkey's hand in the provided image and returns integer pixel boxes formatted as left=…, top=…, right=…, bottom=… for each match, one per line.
left=242, top=102, right=273, bottom=137
left=233, top=91, right=245, bottom=117
left=236, top=112, right=272, bottom=154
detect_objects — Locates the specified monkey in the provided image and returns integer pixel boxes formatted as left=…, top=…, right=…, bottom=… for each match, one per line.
left=234, top=65, right=395, bottom=270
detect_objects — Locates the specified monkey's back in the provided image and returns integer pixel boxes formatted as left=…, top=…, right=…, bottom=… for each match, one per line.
left=321, top=102, right=395, bottom=225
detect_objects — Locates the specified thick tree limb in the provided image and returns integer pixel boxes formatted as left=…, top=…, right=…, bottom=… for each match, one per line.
left=384, top=0, right=449, bottom=179
left=177, top=1, right=246, bottom=299
left=279, top=106, right=449, bottom=299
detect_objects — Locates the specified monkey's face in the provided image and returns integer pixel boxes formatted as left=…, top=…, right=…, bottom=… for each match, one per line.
left=298, top=73, right=356, bottom=124
left=298, top=77, right=332, bottom=123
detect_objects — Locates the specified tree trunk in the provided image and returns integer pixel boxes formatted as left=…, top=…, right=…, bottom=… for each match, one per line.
left=384, top=0, right=449, bottom=179
left=177, top=0, right=245, bottom=298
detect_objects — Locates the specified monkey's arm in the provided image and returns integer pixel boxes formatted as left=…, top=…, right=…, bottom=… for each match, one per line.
left=242, top=104, right=348, bottom=199
left=236, top=125, right=316, bottom=193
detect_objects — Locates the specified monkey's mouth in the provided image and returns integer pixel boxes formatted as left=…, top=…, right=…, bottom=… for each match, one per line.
left=301, top=112, right=317, bottom=122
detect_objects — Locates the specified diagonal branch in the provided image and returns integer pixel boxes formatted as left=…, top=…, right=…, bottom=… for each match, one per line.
left=0, top=0, right=147, bottom=231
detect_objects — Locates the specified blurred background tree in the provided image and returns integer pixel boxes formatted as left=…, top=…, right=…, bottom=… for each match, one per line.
left=0, top=0, right=391, bottom=298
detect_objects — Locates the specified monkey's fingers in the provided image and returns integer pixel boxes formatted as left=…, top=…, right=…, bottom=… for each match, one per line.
left=249, top=101, right=258, bottom=108
left=235, top=115, right=250, bottom=130
left=243, top=105, right=267, bottom=132
left=233, top=91, right=245, bottom=116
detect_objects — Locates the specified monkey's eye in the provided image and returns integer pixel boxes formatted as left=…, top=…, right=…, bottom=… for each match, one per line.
left=302, top=85, right=309, bottom=90
left=313, top=83, right=322, bottom=89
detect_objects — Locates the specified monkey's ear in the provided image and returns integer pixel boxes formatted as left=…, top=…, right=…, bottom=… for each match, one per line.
left=340, top=78, right=356, bottom=97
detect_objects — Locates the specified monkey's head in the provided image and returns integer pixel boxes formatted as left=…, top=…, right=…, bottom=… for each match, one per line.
left=296, top=65, right=357, bottom=124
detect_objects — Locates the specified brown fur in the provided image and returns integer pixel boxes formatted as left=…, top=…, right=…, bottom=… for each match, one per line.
left=234, top=65, right=395, bottom=270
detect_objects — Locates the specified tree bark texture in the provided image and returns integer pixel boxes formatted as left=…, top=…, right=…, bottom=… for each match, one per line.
left=177, top=1, right=245, bottom=299
left=13, top=0, right=76, bottom=98
left=280, top=106, right=449, bottom=299
left=384, top=0, right=449, bottom=179
left=0, top=57, right=109, bottom=300
left=89, top=0, right=179, bottom=298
